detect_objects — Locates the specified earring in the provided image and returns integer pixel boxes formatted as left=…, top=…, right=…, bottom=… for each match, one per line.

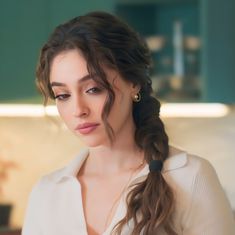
left=133, top=92, right=141, bottom=102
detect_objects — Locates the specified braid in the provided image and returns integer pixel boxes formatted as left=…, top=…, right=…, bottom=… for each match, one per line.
left=112, top=84, right=177, bottom=235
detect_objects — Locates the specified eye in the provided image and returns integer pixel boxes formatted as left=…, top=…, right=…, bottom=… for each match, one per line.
left=86, top=87, right=103, bottom=94
left=54, top=94, right=70, bottom=101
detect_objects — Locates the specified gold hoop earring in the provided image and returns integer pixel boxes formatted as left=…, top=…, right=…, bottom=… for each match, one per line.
left=133, top=93, right=141, bottom=102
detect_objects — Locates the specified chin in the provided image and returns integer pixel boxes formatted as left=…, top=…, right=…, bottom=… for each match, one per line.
left=78, top=135, right=109, bottom=148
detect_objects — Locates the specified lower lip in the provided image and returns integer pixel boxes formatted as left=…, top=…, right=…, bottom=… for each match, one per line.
left=76, top=125, right=99, bottom=135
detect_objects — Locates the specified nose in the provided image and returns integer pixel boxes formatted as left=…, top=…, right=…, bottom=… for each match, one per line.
left=72, top=97, right=90, bottom=118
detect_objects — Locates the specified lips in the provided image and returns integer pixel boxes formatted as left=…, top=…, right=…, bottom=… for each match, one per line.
left=75, top=123, right=100, bottom=135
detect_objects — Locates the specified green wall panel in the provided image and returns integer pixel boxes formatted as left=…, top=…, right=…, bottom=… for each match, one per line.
left=0, top=0, right=49, bottom=102
left=201, top=0, right=235, bottom=103
left=0, top=0, right=115, bottom=103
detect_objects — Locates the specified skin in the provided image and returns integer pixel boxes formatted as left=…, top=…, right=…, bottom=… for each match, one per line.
left=49, top=49, right=146, bottom=235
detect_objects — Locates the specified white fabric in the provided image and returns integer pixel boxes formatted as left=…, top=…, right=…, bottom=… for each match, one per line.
left=22, top=148, right=235, bottom=235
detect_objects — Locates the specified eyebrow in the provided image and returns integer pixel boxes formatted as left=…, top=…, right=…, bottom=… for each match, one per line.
left=50, top=74, right=93, bottom=87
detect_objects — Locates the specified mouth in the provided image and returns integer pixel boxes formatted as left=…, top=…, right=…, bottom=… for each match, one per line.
left=75, top=123, right=100, bottom=135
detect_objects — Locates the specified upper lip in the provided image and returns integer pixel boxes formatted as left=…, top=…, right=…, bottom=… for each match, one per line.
left=75, top=122, right=99, bottom=130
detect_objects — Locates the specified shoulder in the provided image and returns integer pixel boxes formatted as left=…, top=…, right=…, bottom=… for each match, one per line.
left=29, top=148, right=89, bottom=197
left=162, top=146, right=223, bottom=213
left=34, top=148, right=89, bottom=188
left=164, top=147, right=235, bottom=234
left=27, top=170, right=62, bottom=200
left=163, top=146, right=217, bottom=186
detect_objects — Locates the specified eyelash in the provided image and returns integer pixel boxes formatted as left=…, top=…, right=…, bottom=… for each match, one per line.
left=54, top=94, right=70, bottom=101
left=86, top=87, right=103, bottom=94
left=54, top=87, right=103, bottom=101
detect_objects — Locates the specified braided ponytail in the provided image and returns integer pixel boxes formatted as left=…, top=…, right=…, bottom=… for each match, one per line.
left=111, top=82, right=177, bottom=235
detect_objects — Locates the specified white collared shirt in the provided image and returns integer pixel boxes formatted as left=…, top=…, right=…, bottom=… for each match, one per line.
left=22, top=148, right=235, bottom=235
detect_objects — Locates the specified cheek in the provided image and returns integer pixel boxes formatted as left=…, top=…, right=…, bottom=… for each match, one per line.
left=92, top=96, right=107, bottom=120
left=108, top=94, right=132, bottom=126
left=94, top=101, right=104, bottom=114
left=56, top=103, right=72, bottom=125
left=58, top=107, right=68, bottom=119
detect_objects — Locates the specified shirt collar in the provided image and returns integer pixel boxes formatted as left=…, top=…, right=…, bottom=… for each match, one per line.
left=52, top=147, right=187, bottom=184
left=52, top=148, right=89, bottom=183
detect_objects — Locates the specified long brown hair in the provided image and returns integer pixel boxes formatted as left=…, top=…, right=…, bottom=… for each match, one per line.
left=36, top=11, right=177, bottom=235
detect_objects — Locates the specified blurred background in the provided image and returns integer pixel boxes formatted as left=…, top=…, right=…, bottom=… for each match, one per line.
left=0, top=0, right=234, bottom=232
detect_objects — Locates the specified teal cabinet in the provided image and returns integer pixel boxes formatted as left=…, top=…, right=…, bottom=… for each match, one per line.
left=116, top=0, right=235, bottom=103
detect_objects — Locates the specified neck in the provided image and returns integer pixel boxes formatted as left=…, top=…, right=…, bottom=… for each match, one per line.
left=83, top=133, right=145, bottom=176
left=81, top=115, right=146, bottom=176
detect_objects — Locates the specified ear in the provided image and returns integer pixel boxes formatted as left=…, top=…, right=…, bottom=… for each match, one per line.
left=131, top=83, right=141, bottom=94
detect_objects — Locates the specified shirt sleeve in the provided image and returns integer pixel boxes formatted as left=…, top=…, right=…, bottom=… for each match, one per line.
left=22, top=180, right=43, bottom=235
left=183, top=158, right=235, bottom=235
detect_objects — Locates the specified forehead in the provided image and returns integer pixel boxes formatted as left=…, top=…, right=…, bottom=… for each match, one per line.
left=49, top=49, right=132, bottom=90
left=50, top=49, right=87, bottom=78
left=52, top=49, right=84, bottom=63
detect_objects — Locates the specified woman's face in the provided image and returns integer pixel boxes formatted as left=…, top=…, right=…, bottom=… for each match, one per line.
left=49, top=49, right=139, bottom=147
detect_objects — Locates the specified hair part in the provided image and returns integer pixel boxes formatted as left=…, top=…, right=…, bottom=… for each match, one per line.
left=36, top=11, right=177, bottom=234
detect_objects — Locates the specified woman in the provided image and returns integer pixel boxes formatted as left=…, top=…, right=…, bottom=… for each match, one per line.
left=22, top=11, right=235, bottom=235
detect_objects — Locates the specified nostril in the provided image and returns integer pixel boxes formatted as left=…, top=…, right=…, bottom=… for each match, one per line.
left=81, top=111, right=89, bottom=117
left=73, top=107, right=89, bottom=117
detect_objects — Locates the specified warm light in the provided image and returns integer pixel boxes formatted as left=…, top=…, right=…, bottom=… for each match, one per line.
left=0, top=104, right=58, bottom=117
left=0, top=103, right=230, bottom=118
left=145, top=36, right=165, bottom=52
left=161, top=103, right=230, bottom=118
